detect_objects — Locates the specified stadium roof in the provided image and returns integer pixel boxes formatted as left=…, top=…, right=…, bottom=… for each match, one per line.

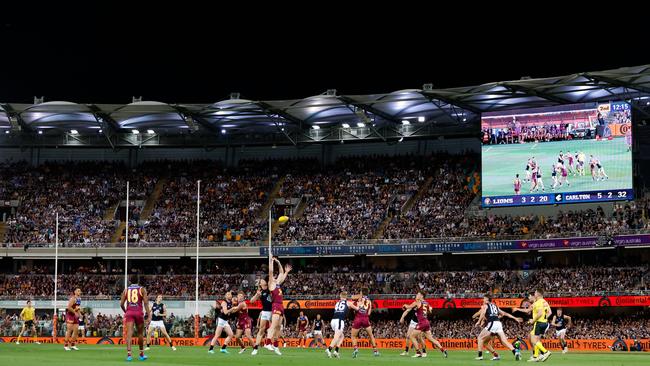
left=1, top=64, right=649, bottom=147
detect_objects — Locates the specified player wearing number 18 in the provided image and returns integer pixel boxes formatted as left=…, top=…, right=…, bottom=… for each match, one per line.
left=120, top=282, right=151, bottom=362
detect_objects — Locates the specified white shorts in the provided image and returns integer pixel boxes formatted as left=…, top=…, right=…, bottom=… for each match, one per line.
left=78, top=325, right=85, bottom=331
left=409, top=320, right=418, bottom=329
left=149, top=320, right=165, bottom=330
left=314, top=330, right=322, bottom=336
left=330, top=319, right=345, bottom=333
left=260, top=311, right=272, bottom=321
left=217, top=318, right=231, bottom=328
left=555, top=329, right=567, bottom=337
left=484, top=321, right=503, bottom=334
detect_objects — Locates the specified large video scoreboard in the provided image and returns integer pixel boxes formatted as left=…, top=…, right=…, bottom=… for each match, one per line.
left=481, top=101, right=633, bottom=207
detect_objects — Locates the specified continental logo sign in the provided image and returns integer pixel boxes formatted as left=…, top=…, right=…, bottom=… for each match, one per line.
left=255, top=296, right=650, bottom=310
left=1, top=337, right=647, bottom=351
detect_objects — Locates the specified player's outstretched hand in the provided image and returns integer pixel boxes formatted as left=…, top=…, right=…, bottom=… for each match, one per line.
left=285, top=264, right=292, bottom=272
left=528, top=319, right=534, bottom=325
left=516, top=317, right=523, bottom=323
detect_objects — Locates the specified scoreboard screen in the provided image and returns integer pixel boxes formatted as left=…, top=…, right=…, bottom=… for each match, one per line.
left=481, top=101, right=633, bottom=207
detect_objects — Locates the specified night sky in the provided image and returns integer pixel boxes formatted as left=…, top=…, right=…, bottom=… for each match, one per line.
left=1, top=6, right=647, bottom=104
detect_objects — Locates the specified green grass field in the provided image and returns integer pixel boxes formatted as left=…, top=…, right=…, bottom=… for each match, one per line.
left=0, top=344, right=648, bottom=366
left=481, top=137, right=632, bottom=197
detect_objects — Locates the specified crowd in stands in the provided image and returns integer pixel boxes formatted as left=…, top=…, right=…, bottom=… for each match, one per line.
left=1, top=265, right=647, bottom=299
left=275, top=155, right=439, bottom=242
left=2, top=154, right=649, bottom=248
left=0, top=162, right=158, bottom=245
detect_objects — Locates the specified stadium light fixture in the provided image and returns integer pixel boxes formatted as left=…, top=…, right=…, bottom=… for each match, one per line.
left=4, top=131, right=9, bottom=134
left=38, top=130, right=43, bottom=135
left=418, top=116, right=425, bottom=122
left=463, top=118, right=467, bottom=122
left=221, top=129, right=227, bottom=134
left=357, top=122, right=365, bottom=128
left=147, top=129, right=155, bottom=134
left=312, top=125, right=320, bottom=130
left=70, top=130, right=78, bottom=135
left=398, top=137, right=404, bottom=142
left=98, top=129, right=102, bottom=133
left=132, top=129, right=140, bottom=135
left=342, top=123, right=350, bottom=128
left=401, top=120, right=410, bottom=125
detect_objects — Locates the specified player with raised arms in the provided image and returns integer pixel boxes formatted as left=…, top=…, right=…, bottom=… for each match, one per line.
left=268, top=256, right=292, bottom=355
left=120, top=281, right=150, bottom=361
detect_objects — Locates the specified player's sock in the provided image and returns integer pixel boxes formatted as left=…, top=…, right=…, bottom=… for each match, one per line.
left=512, top=349, right=517, bottom=355
left=273, top=341, right=279, bottom=348
left=253, top=344, right=258, bottom=350
left=209, top=345, right=214, bottom=351
left=221, top=345, right=227, bottom=350
left=139, top=350, right=144, bottom=357
left=537, top=343, right=548, bottom=354
left=533, top=344, right=540, bottom=358
left=64, top=342, right=68, bottom=347
left=146, top=343, right=150, bottom=348
left=335, top=346, right=339, bottom=352
left=128, top=350, right=132, bottom=357
left=478, top=351, right=483, bottom=358
left=404, top=346, right=409, bottom=352
left=493, top=352, right=499, bottom=358
left=265, top=338, right=271, bottom=346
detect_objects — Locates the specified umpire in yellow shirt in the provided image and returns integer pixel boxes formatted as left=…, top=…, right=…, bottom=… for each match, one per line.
left=17, top=300, right=40, bottom=344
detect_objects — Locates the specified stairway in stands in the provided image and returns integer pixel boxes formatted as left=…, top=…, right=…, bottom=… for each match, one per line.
left=371, top=176, right=434, bottom=240
left=270, top=195, right=309, bottom=237
left=0, top=221, right=6, bottom=243
left=258, top=175, right=287, bottom=223
left=140, top=178, right=167, bottom=220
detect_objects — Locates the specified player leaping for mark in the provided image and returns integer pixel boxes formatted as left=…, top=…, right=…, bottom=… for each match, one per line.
left=399, top=291, right=448, bottom=359
left=120, top=281, right=151, bottom=362
left=268, top=256, right=292, bottom=355
left=474, top=294, right=522, bottom=361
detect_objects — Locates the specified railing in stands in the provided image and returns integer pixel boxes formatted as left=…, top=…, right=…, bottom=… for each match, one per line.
left=4, top=228, right=650, bottom=248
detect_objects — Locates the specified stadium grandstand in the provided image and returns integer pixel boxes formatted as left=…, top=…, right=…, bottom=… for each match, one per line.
left=2, top=64, right=650, bottom=364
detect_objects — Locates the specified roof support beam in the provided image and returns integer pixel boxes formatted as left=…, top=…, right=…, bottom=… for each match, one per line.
left=501, top=83, right=573, bottom=105
left=87, top=104, right=119, bottom=150
left=418, top=91, right=482, bottom=114
left=337, top=96, right=402, bottom=125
